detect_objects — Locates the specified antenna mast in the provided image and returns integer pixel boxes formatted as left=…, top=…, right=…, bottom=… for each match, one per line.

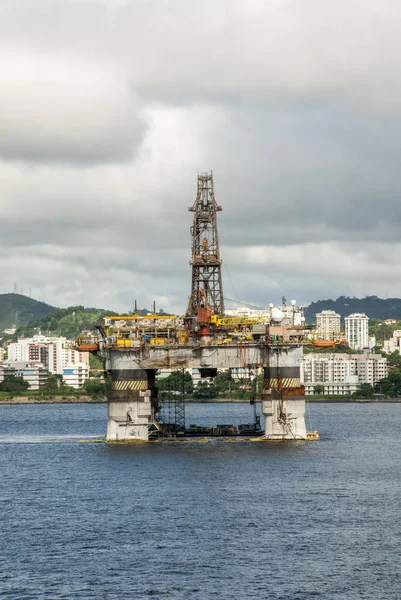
left=186, top=172, right=225, bottom=325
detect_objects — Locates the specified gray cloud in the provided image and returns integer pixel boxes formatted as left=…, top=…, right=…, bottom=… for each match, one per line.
left=3, top=0, right=401, bottom=110
left=1, top=0, right=401, bottom=312
left=0, top=48, right=146, bottom=163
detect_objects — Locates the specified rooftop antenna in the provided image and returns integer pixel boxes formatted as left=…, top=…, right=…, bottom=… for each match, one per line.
left=291, top=299, right=296, bottom=324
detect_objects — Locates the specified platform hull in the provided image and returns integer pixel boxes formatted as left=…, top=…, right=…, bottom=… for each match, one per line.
left=105, top=343, right=308, bottom=442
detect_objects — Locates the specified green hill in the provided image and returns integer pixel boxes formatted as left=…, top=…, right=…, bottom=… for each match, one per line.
left=305, top=296, right=401, bottom=324
left=0, top=293, right=172, bottom=341
left=16, top=305, right=119, bottom=339
left=0, top=293, right=56, bottom=332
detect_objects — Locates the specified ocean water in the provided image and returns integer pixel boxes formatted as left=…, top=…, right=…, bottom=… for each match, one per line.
left=1, top=402, right=400, bottom=600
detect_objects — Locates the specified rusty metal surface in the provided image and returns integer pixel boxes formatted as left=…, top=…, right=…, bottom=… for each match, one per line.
left=281, top=386, right=305, bottom=398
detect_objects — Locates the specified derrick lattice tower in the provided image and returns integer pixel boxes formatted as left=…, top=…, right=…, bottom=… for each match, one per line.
left=187, top=172, right=225, bottom=322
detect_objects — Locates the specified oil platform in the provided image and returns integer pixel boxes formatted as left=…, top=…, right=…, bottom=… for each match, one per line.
left=78, top=172, right=315, bottom=442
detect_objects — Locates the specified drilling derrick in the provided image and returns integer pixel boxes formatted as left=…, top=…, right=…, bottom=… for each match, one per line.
left=187, top=172, right=225, bottom=329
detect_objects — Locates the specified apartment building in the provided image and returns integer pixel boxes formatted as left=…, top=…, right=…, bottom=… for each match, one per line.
left=0, top=361, right=48, bottom=390
left=62, top=363, right=90, bottom=389
left=300, top=353, right=388, bottom=395
left=383, top=330, right=401, bottom=354
left=7, top=335, right=89, bottom=376
left=315, top=310, right=341, bottom=340
left=344, top=313, right=369, bottom=350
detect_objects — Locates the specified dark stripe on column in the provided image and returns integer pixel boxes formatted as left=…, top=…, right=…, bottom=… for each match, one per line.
left=264, top=366, right=300, bottom=379
left=111, top=369, right=149, bottom=382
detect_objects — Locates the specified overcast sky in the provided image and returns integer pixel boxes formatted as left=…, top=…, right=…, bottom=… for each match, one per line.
left=2, top=0, right=401, bottom=313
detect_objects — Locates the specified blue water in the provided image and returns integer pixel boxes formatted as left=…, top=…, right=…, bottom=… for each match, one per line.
left=1, top=402, right=400, bottom=600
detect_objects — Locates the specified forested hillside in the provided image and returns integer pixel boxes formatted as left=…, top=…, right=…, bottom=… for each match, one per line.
left=0, top=293, right=172, bottom=341
left=16, top=306, right=118, bottom=338
left=0, top=293, right=55, bottom=331
left=305, top=296, right=401, bottom=324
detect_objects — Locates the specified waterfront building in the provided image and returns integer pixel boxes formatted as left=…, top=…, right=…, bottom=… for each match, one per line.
left=300, top=353, right=388, bottom=395
left=7, top=335, right=89, bottom=377
left=315, top=310, right=341, bottom=340
left=62, top=363, right=90, bottom=389
left=344, top=313, right=369, bottom=350
left=0, top=361, right=48, bottom=390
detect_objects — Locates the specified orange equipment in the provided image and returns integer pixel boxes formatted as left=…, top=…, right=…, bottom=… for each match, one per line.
left=312, top=339, right=335, bottom=348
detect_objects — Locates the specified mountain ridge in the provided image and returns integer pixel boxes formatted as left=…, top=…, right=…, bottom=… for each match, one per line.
left=304, top=296, right=401, bottom=323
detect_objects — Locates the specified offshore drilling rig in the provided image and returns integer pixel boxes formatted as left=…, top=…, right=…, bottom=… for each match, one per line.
left=78, top=172, right=316, bottom=442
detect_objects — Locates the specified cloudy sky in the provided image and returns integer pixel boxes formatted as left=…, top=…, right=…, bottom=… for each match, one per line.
left=2, top=0, right=401, bottom=313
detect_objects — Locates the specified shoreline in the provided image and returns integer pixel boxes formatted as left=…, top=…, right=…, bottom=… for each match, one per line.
left=306, top=397, right=401, bottom=403
left=0, top=396, right=400, bottom=405
left=0, top=396, right=106, bottom=405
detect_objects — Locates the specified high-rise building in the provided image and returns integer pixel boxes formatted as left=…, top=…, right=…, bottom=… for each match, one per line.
left=345, top=313, right=369, bottom=350
left=315, top=310, right=341, bottom=340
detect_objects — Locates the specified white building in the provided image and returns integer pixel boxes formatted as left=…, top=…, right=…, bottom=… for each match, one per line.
left=300, top=353, right=388, bottom=395
left=62, top=363, right=90, bottom=389
left=0, top=361, right=48, bottom=390
left=225, top=307, right=270, bottom=318
left=315, top=310, right=341, bottom=340
left=7, top=335, right=89, bottom=377
left=345, top=313, right=369, bottom=350
left=3, top=326, right=17, bottom=335
left=383, top=330, right=401, bottom=354
left=225, top=302, right=305, bottom=327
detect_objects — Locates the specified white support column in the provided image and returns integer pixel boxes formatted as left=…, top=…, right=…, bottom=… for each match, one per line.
left=262, top=346, right=308, bottom=441
left=261, top=397, right=307, bottom=440
left=107, top=390, right=155, bottom=441
left=106, top=362, right=158, bottom=442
